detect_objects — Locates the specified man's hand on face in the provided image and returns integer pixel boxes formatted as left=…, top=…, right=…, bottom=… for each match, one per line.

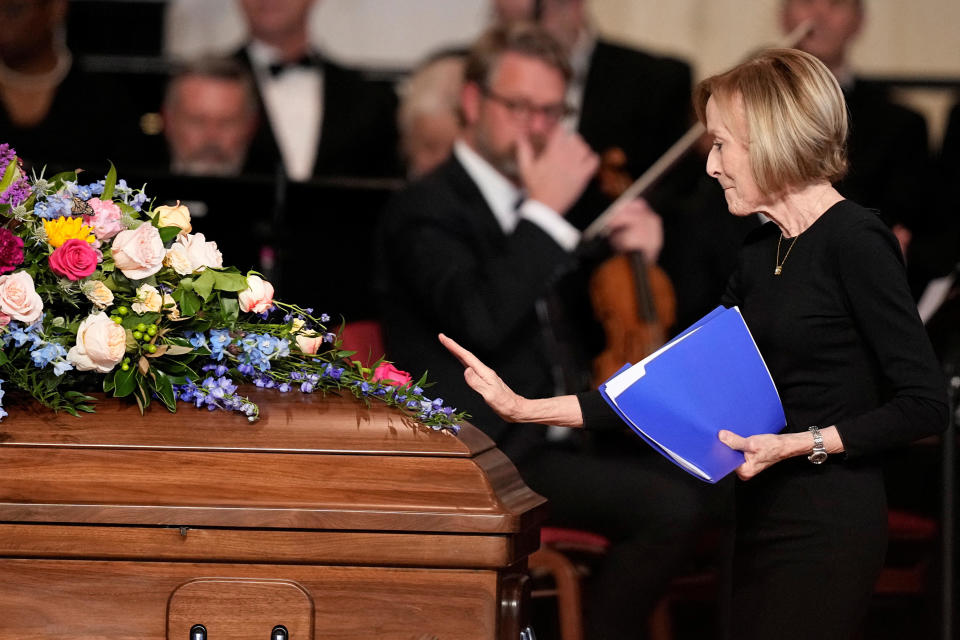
left=518, top=128, right=598, bottom=215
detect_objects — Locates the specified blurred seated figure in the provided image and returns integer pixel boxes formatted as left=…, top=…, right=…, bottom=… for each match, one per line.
left=781, top=0, right=940, bottom=293
left=162, top=58, right=264, bottom=177
left=397, top=52, right=465, bottom=179
left=0, top=0, right=139, bottom=173
left=233, top=0, right=400, bottom=180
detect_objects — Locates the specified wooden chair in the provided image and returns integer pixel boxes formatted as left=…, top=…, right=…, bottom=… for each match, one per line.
left=527, top=527, right=610, bottom=640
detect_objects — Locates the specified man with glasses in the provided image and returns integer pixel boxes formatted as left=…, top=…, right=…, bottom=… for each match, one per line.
left=376, top=23, right=728, bottom=639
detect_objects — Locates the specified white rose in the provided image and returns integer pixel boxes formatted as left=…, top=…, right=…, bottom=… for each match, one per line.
left=173, top=233, right=223, bottom=273
left=163, top=245, right=193, bottom=276
left=67, top=312, right=126, bottom=373
left=81, top=280, right=114, bottom=309
left=111, top=223, right=165, bottom=280
left=153, top=201, right=192, bottom=236
left=131, top=283, right=163, bottom=314
left=162, top=293, right=180, bottom=319
left=0, top=271, right=44, bottom=324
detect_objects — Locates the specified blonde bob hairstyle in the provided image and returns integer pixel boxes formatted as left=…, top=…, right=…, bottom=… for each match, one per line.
left=693, top=48, right=849, bottom=195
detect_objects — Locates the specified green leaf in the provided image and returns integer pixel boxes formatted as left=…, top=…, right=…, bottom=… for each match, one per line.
left=219, top=296, right=239, bottom=326
left=212, top=270, right=248, bottom=292
left=101, top=162, right=117, bottom=200
left=0, top=158, right=18, bottom=193
left=193, top=269, right=216, bottom=301
left=152, top=369, right=177, bottom=412
left=48, top=170, right=79, bottom=191
left=121, top=312, right=159, bottom=329
left=158, top=226, right=182, bottom=245
left=173, top=287, right=200, bottom=317
left=111, top=365, right=136, bottom=397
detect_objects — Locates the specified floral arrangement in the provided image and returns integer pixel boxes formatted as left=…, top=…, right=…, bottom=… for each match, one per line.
left=0, top=144, right=463, bottom=432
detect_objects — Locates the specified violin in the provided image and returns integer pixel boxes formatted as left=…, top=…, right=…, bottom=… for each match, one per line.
left=589, top=147, right=676, bottom=388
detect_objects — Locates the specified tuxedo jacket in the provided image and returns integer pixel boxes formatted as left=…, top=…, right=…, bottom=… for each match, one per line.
left=375, top=155, right=590, bottom=459
left=234, top=47, right=400, bottom=179
left=566, top=39, right=694, bottom=229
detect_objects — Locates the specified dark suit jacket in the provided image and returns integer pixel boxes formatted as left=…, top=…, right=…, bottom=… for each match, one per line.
left=375, top=155, right=583, bottom=460
left=840, top=78, right=931, bottom=231
left=234, top=47, right=400, bottom=179
left=566, top=39, right=694, bottom=229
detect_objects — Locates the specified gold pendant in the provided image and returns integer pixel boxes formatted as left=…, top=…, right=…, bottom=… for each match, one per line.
left=774, top=266, right=782, bottom=275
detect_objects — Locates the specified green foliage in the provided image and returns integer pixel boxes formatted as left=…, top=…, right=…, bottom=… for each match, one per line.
left=0, top=148, right=465, bottom=433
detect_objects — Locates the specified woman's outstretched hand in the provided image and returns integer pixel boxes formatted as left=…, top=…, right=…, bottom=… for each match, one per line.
left=439, top=333, right=526, bottom=422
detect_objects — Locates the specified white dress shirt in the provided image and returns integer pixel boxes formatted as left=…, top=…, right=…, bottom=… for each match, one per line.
left=248, top=41, right=323, bottom=181
left=453, top=140, right=581, bottom=251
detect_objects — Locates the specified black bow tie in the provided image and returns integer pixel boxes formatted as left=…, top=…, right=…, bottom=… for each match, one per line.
left=267, top=54, right=318, bottom=77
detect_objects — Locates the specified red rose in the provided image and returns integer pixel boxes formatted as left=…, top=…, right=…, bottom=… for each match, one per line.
left=372, top=362, right=413, bottom=386
left=49, top=239, right=98, bottom=281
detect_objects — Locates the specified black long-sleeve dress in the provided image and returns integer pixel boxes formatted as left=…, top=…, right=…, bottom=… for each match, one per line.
left=581, top=199, right=947, bottom=639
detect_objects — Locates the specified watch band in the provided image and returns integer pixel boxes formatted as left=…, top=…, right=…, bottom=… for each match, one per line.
left=807, top=425, right=828, bottom=464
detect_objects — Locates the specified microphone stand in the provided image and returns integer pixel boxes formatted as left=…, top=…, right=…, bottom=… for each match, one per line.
left=941, top=368, right=957, bottom=640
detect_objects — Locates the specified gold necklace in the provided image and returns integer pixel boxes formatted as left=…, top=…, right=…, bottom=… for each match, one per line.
left=774, top=234, right=799, bottom=275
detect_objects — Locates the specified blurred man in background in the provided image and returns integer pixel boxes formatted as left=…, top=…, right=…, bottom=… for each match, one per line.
left=162, top=58, right=261, bottom=177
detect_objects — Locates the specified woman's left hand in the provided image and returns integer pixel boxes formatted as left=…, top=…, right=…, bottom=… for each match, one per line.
left=718, top=430, right=794, bottom=480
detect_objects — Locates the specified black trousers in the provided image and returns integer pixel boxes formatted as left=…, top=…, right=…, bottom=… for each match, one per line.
left=518, top=433, right=734, bottom=640
left=730, top=459, right=888, bottom=640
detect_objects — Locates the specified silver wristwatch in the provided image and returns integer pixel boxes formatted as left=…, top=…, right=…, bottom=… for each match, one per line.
left=808, top=425, right=828, bottom=464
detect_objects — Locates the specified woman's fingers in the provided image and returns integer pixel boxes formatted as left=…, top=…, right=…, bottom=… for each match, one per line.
left=718, top=429, right=747, bottom=451
left=439, top=333, right=476, bottom=368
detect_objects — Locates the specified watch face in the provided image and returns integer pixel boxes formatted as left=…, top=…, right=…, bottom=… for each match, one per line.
left=809, top=450, right=828, bottom=464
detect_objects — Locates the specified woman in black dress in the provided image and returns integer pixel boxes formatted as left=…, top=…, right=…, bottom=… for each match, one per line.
left=440, top=48, right=947, bottom=639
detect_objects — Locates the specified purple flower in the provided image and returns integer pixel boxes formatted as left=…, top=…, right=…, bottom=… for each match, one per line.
left=0, top=144, right=15, bottom=167
left=0, top=175, right=30, bottom=207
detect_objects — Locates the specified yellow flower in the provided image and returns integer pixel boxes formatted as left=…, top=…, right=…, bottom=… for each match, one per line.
left=44, top=216, right=96, bottom=248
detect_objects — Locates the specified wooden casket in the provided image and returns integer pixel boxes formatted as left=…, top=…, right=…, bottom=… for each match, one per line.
left=0, top=391, right=546, bottom=639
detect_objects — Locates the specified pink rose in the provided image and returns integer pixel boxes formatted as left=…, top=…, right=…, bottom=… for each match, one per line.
left=49, top=238, right=98, bottom=281
left=111, top=223, right=165, bottom=280
left=173, top=232, right=223, bottom=272
left=83, top=197, right=124, bottom=241
left=238, top=274, right=274, bottom=314
left=372, top=362, right=413, bottom=386
left=0, top=270, right=43, bottom=324
left=66, top=312, right=126, bottom=373
left=0, top=313, right=10, bottom=327
left=295, top=333, right=324, bottom=354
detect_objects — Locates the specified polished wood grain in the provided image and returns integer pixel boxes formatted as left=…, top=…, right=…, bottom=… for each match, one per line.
left=0, top=559, right=498, bottom=639
left=167, top=579, right=314, bottom=640
left=0, top=446, right=541, bottom=533
left=0, top=524, right=530, bottom=568
left=0, top=393, right=545, bottom=639
left=0, top=390, right=493, bottom=456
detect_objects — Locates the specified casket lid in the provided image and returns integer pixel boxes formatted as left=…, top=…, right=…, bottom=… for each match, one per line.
left=0, top=392, right=546, bottom=534
left=0, top=389, right=491, bottom=455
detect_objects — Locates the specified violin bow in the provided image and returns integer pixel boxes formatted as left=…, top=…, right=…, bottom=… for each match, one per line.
left=583, top=20, right=815, bottom=241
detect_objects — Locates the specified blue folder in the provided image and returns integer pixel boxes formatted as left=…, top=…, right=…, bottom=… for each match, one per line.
left=599, top=306, right=786, bottom=483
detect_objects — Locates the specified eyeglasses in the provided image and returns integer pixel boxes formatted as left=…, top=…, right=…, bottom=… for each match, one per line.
left=481, top=87, right=576, bottom=125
